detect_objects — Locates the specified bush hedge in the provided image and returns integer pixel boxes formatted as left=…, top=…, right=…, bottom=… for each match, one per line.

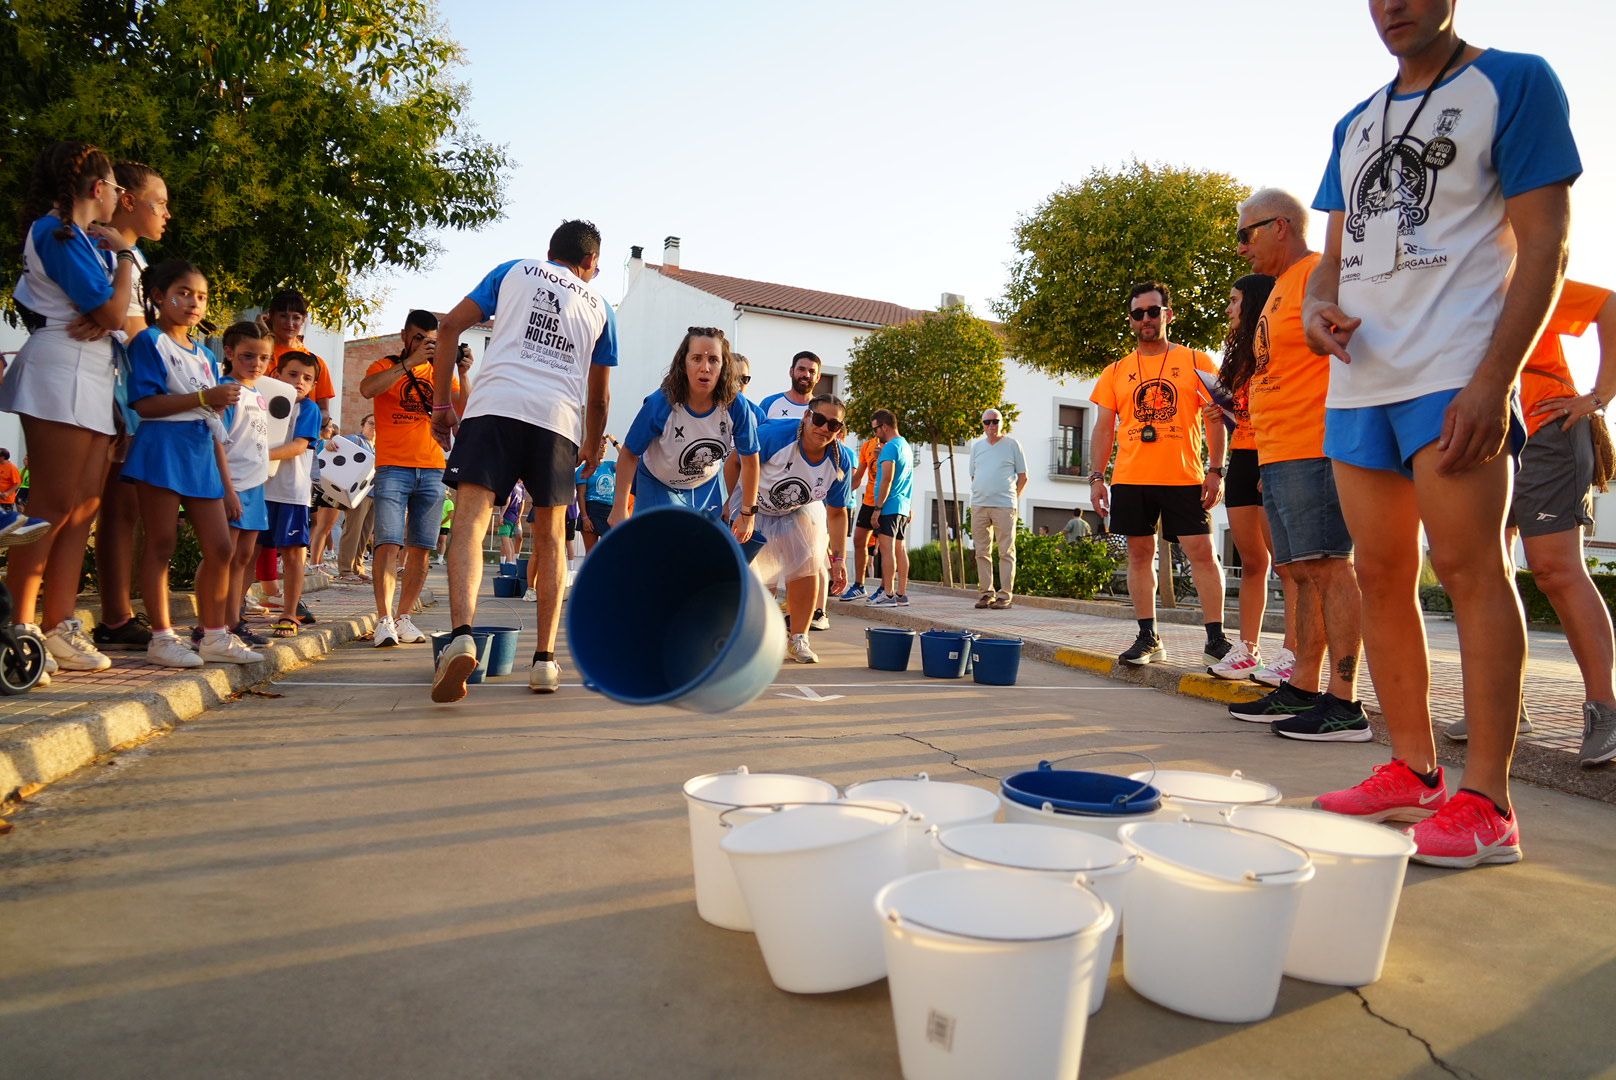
left=1420, top=569, right=1616, bottom=625
left=908, top=535, right=1116, bottom=600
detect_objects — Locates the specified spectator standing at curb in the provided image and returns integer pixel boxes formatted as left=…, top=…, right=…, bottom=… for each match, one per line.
left=0, top=451, right=20, bottom=509
left=335, top=414, right=377, bottom=581
left=1062, top=508, right=1092, bottom=543
left=968, top=407, right=1027, bottom=610
left=865, top=409, right=913, bottom=607
left=839, top=430, right=883, bottom=600
left=1088, top=281, right=1232, bottom=670
left=363, top=309, right=468, bottom=649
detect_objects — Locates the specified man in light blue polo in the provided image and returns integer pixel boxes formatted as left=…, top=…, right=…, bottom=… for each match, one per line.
left=968, top=407, right=1028, bottom=609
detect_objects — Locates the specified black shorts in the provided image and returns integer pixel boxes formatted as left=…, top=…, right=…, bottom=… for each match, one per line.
left=855, top=503, right=877, bottom=530
left=311, top=486, right=340, bottom=511
left=1224, top=449, right=1262, bottom=509
left=875, top=513, right=909, bottom=540
left=585, top=501, right=612, bottom=536
left=1108, top=484, right=1209, bottom=541
left=446, top=415, right=578, bottom=507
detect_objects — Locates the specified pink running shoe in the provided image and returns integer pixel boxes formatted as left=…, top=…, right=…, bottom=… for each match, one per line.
left=1253, top=646, right=1295, bottom=688
left=1210, top=640, right=1261, bottom=681
left=1312, top=759, right=1448, bottom=823
left=1409, top=790, right=1522, bottom=868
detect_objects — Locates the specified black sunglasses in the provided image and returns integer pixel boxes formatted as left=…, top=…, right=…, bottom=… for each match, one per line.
left=982, top=418, right=1000, bottom=425
left=739, top=374, right=751, bottom=386
left=1236, top=216, right=1283, bottom=245
left=1129, top=305, right=1164, bottom=321
left=808, top=412, right=845, bottom=434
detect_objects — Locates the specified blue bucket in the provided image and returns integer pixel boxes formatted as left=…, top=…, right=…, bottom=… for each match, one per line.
left=919, top=629, right=974, bottom=679
left=866, top=627, right=916, bottom=671
left=471, top=625, right=521, bottom=677
left=492, top=575, right=524, bottom=599
left=1001, top=761, right=1162, bottom=816
left=566, top=506, right=785, bottom=712
left=515, top=556, right=529, bottom=581
left=428, top=630, right=493, bottom=685
left=498, top=560, right=519, bottom=578
left=971, top=637, right=1024, bottom=686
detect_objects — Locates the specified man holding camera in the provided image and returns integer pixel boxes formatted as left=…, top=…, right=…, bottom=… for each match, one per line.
left=360, top=309, right=471, bottom=647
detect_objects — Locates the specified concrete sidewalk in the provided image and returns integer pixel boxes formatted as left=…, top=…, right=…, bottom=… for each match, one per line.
left=843, top=583, right=1616, bottom=805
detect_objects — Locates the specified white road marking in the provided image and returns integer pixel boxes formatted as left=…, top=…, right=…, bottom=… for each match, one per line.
left=274, top=679, right=1151, bottom=691
left=776, top=685, right=846, bottom=702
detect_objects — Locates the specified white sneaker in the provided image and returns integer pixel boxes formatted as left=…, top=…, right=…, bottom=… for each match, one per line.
left=523, top=588, right=537, bottom=603
left=44, top=617, right=112, bottom=671
left=395, top=615, right=427, bottom=644
left=198, top=631, right=263, bottom=665
left=17, top=626, right=57, bottom=676
left=809, top=609, right=830, bottom=631
left=1210, top=640, right=1262, bottom=681
left=147, top=633, right=203, bottom=668
left=1253, top=647, right=1295, bottom=688
left=1443, top=709, right=1534, bottom=742
left=431, top=633, right=479, bottom=703
left=530, top=659, right=560, bottom=693
left=787, top=633, right=819, bottom=664
left=374, top=615, right=399, bottom=647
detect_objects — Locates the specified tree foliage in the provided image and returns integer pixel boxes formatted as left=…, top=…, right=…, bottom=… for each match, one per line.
left=0, top=0, right=511, bottom=326
left=995, top=161, right=1251, bottom=379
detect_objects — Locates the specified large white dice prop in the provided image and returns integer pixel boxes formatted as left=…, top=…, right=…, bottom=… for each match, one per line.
left=258, top=374, right=297, bottom=477
left=315, top=435, right=375, bottom=509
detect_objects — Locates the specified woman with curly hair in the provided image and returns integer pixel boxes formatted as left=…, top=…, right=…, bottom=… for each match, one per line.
left=610, top=326, right=759, bottom=544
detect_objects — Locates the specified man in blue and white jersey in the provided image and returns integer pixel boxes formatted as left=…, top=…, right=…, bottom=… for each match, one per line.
left=757, top=351, right=821, bottom=420
left=429, top=220, right=617, bottom=703
left=1301, top=0, right=1580, bottom=867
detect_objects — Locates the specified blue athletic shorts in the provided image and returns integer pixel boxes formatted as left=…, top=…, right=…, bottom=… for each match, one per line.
left=260, top=499, right=311, bottom=549
left=1324, top=388, right=1525, bottom=478
left=371, top=465, right=444, bottom=550
left=230, top=483, right=269, bottom=533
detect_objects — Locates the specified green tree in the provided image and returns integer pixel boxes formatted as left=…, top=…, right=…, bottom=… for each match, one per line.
left=845, top=305, right=1014, bottom=588
left=995, top=160, right=1250, bottom=378
left=0, top=0, right=511, bottom=327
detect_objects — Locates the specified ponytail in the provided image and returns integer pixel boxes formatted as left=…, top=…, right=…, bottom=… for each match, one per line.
left=21, top=141, right=112, bottom=242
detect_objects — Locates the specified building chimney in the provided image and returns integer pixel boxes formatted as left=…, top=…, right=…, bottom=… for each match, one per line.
left=627, top=245, right=645, bottom=288
left=663, top=236, right=681, bottom=269
left=941, top=292, right=966, bottom=309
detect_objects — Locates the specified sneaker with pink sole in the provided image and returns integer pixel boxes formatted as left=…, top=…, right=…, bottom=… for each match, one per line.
left=1312, top=759, right=1448, bottom=823
left=1252, top=646, right=1295, bottom=688
left=1408, top=790, right=1522, bottom=868
left=1210, top=640, right=1261, bottom=681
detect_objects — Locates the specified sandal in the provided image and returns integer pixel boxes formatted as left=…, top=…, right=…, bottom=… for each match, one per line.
left=271, top=618, right=299, bottom=638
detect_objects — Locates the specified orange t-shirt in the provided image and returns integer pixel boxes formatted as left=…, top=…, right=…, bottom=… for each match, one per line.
left=0, top=460, right=19, bottom=505
left=367, top=355, right=459, bottom=469
left=1090, top=344, right=1217, bottom=486
left=1520, top=281, right=1612, bottom=437
left=270, top=338, right=336, bottom=403
left=858, top=437, right=881, bottom=506
left=1230, top=388, right=1257, bottom=451
left=1248, top=252, right=1327, bottom=464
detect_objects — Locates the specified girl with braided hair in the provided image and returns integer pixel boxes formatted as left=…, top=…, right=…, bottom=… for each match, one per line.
left=0, top=141, right=140, bottom=674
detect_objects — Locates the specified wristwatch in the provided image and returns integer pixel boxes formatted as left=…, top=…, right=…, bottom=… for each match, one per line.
left=739, top=506, right=758, bottom=517
left=1208, top=466, right=1226, bottom=477
left=1087, top=472, right=1104, bottom=483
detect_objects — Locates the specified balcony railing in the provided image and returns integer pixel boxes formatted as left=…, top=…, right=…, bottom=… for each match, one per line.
left=1048, top=438, right=1085, bottom=480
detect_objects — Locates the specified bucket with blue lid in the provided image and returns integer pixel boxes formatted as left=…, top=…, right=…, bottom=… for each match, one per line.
left=1000, top=752, right=1164, bottom=840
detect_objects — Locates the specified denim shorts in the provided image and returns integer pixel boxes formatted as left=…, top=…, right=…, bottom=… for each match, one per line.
left=1259, top=457, right=1353, bottom=564
left=372, top=465, right=445, bottom=550
left=1324, top=387, right=1525, bottom=478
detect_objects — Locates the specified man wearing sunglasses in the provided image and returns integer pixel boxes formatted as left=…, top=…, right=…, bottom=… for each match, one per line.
left=969, top=409, right=1027, bottom=609
left=1089, top=281, right=1231, bottom=669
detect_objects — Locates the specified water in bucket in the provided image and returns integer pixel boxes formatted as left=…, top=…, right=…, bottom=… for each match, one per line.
left=844, top=774, right=1000, bottom=873
left=568, top=507, right=785, bottom=712
left=1129, top=768, right=1281, bottom=822
left=682, top=768, right=840, bottom=932
left=932, top=822, right=1135, bottom=1014
left=721, top=800, right=911, bottom=993
left=1118, top=820, right=1314, bottom=1023
left=877, top=868, right=1113, bottom=1080
left=1228, top=805, right=1417, bottom=986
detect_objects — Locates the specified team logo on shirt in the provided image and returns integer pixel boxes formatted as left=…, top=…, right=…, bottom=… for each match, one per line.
left=1133, top=378, right=1178, bottom=424
left=678, top=439, right=728, bottom=477
left=768, top=476, right=812, bottom=511
left=397, top=369, right=431, bottom=416
left=533, top=287, right=561, bottom=315
left=1253, top=315, right=1272, bottom=375
left=1347, top=138, right=1434, bottom=243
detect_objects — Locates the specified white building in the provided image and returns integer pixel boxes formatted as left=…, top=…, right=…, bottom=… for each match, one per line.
left=609, top=238, right=1242, bottom=555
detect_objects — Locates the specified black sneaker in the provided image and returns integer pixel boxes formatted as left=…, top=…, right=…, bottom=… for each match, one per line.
left=93, top=613, right=153, bottom=650
left=1271, top=693, right=1372, bottom=742
left=1229, top=681, right=1320, bottom=722
left=233, top=621, right=270, bottom=647
left=1118, top=634, right=1164, bottom=666
left=1202, top=636, right=1234, bottom=669
left=297, top=600, right=316, bottom=626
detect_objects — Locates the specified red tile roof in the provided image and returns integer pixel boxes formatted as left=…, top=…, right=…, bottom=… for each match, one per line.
left=650, top=264, right=924, bottom=327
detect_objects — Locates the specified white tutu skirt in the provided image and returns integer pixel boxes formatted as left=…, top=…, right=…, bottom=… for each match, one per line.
left=0, top=327, right=117, bottom=435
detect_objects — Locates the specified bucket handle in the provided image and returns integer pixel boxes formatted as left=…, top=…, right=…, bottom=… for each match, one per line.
left=885, top=902, right=1113, bottom=944
left=925, top=825, right=1138, bottom=876
left=480, top=595, right=531, bottom=631
left=1038, top=749, right=1159, bottom=809
left=1137, top=817, right=1315, bottom=885
left=716, top=799, right=910, bottom=829
left=846, top=771, right=930, bottom=793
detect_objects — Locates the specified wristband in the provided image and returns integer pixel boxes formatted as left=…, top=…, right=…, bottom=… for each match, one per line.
left=432, top=403, right=453, bottom=412
left=197, top=389, right=207, bottom=408
left=830, top=555, right=845, bottom=563
left=1592, top=393, right=1606, bottom=412
left=116, top=249, right=136, bottom=263
left=1087, top=472, right=1104, bottom=483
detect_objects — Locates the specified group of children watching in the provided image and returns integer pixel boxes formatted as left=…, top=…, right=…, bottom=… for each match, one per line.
left=1, top=140, right=331, bottom=681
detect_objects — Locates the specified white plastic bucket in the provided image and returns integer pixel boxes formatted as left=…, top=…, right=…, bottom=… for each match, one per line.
left=999, top=794, right=1159, bottom=840
left=1129, top=768, right=1281, bottom=822
left=877, top=869, right=1112, bottom=1080
left=721, top=800, right=911, bottom=992
left=682, top=767, right=839, bottom=931
left=1227, top=805, right=1417, bottom=986
left=933, top=823, right=1135, bottom=1014
left=1118, top=820, right=1314, bottom=1023
left=845, top=774, right=1001, bottom=873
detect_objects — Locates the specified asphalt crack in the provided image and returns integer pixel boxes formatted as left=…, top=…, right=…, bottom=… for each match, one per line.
left=1353, top=988, right=1478, bottom=1080
left=892, top=733, right=1000, bottom=781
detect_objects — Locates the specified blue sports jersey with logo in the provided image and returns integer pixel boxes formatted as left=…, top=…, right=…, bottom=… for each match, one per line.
left=754, top=419, right=854, bottom=516
left=625, top=391, right=760, bottom=491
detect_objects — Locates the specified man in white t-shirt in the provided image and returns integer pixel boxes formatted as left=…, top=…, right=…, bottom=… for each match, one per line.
left=429, top=220, right=618, bottom=703
left=1302, top=2, right=1580, bottom=868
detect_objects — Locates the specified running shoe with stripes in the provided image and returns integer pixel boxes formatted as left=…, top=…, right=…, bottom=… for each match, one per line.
left=1580, top=701, right=1616, bottom=767
left=1442, top=708, right=1533, bottom=742
left=1312, top=759, right=1448, bottom=823
left=1210, top=640, right=1261, bottom=681
left=0, top=506, right=51, bottom=547
left=1118, top=633, right=1164, bottom=666
left=1408, top=790, right=1522, bottom=868
left=45, top=617, right=113, bottom=671
left=864, top=587, right=887, bottom=605
left=838, top=584, right=867, bottom=601
left=1228, top=681, right=1319, bottom=722
left=1253, top=646, right=1295, bottom=688
left=1271, top=693, right=1372, bottom=742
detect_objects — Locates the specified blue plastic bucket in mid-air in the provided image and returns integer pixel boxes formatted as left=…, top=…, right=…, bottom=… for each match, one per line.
left=919, top=629, right=974, bottom=679
left=971, top=637, right=1024, bottom=686
left=428, top=630, right=493, bottom=685
left=866, top=627, right=916, bottom=671
left=471, top=625, right=521, bottom=677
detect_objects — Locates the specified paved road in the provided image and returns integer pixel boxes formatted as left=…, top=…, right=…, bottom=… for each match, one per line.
left=1, top=604, right=1612, bottom=1079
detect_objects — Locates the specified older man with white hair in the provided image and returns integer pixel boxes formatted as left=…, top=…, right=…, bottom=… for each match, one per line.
left=968, top=407, right=1027, bottom=609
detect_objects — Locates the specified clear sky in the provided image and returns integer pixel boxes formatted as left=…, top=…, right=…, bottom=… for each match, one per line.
left=361, top=1, right=1616, bottom=380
